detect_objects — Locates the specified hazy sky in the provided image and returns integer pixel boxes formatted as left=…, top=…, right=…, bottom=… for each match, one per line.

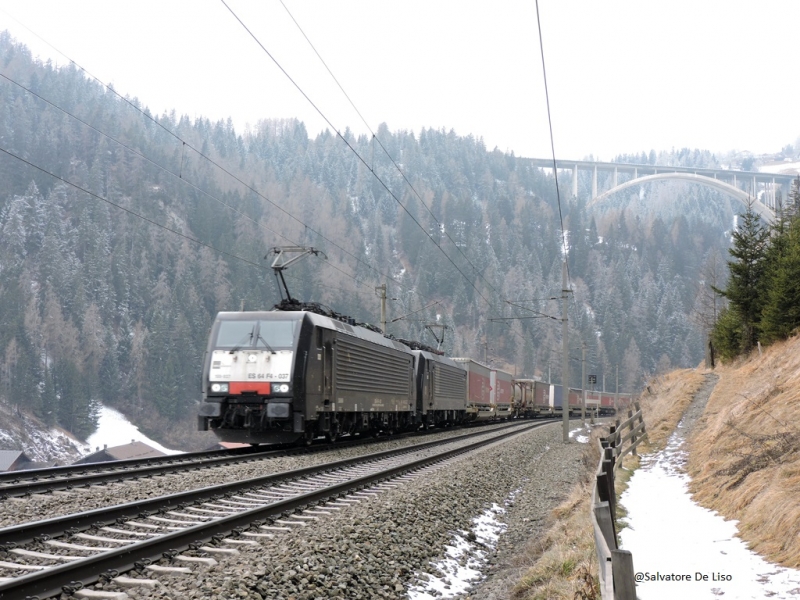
left=1, top=1, right=798, bottom=161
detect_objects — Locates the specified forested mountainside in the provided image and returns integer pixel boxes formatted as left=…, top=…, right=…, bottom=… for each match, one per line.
left=0, top=33, right=734, bottom=448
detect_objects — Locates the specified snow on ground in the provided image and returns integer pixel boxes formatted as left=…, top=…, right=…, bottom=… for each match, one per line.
left=570, top=421, right=605, bottom=444
left=620, top=427, right=800, bottom=599
left=0, top=402, right=89, bottom=463
left=407, top=493, right=516, bottom=599
left=86, top=405, right=183, bottom=455
left=569, top=424, right=591, bottom=444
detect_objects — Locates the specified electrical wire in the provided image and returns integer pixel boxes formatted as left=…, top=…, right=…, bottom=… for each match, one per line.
left=534, top=0, right=572, bottom=291
left=0, top=9, right=413, bottom=297
left=0, top=69, right=381, bottom=296
left=0, top=145, right=269, bottom=271
left=0, top=140, right=384, bottom=305
left=277, top=0, right=504, bottom=302
left=2, top=6, right=559, bottom=356
left=220, top=0, right=495, bottom=309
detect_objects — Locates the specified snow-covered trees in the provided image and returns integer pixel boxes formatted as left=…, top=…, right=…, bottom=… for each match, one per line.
left=0, top=31, right=746, bottom=446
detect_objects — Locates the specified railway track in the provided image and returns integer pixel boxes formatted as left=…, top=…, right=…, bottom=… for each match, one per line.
left=0, top=421, right=516, bottom=499
left=0, top=421, right=545, bottom=599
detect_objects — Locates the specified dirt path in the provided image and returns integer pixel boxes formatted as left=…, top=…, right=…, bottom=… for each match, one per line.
left=674, top=372, right=719, bottom=443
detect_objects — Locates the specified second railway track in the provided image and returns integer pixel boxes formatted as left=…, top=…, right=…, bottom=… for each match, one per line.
left=0, top=421, right=549, bottom=599
left=0, top=420, right=526, bottom=500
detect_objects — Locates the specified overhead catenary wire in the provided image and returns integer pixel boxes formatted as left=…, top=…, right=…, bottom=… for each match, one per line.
left=277, top=1, right=582, bottom=350
left=0, top=143, right=376, bottom=303
left=0, top=79, right=448, bottom=328
left=0, top=70, right=379, bottom=296
left=0, top=145, right=271, bottom=272
left=2, top=7, right=550, bottom=354
left=534, top=0, right=572, bottom=292
left=0, top=9, right=414, bottom=298
left=220, top=0, right=495, bottom=310
left=278, top=0, right=542, bottom=351
left=277, top=0, right=505, bottom=303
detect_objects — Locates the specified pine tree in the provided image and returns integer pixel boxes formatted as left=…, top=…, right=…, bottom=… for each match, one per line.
left=760, top=219, right=800, bottom=343
left=711, top=306, right=743, bottom=362
left=713, top=199, right=769, bottom=355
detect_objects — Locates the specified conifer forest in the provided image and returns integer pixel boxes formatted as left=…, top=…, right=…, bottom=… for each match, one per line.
left=3, top=32, right=788, bottom=448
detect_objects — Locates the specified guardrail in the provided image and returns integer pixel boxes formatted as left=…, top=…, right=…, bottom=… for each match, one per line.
left=590, top=401, right=647, bottom=599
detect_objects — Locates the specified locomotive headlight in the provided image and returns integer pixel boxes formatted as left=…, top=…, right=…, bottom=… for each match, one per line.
left=210, top=382, right=229, bottom=393
left=276, top=383, right=290, bottom=393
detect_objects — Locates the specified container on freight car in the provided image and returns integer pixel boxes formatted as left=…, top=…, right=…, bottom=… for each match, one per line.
left=584, top=390, right=601, bottom=415
left=512, top=378, right=538, bottom=418
left=492, top=368, right=514, bottom=419
left=533, top=381, right=556, bottom=416
left=552, top=384, right=564, bottom=411
left=568, top=387, right=587, bottom=415
left=452, top=358, right=494, bottom=420
left=598, top=392, right=633, bottom=415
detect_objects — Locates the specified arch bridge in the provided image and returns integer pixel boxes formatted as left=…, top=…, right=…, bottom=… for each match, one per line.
left=527, top=158, right=797, bottom=223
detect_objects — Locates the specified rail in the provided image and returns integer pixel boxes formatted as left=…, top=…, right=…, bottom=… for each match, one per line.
left=590, top=401, right=647, bottom=599
left=0, top=421, right=510, bottom=498
left=0, top=422, right=544, bottom=599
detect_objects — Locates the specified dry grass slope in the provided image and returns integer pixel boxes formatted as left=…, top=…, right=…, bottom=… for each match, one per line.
left=510, top=340, right=800, bottom=598
left=688, top=334, right=800, bottom=568
left=635, top=368, right=707, bottom=453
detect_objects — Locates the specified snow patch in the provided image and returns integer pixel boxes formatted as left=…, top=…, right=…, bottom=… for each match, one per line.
left=620, top=427, right=800, bottom=598
left=759, top=161, right=800, bottom=175
left=86, top=405, right=183, bottom=455
left=569, top=424, right=591, bottom=444
left=0, top=402, right=89, bottom=464
left=407, top=493, right=517, bottom=598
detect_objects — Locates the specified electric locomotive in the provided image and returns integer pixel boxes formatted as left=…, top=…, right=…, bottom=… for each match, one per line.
left=198, top=310, right=417, bottom=445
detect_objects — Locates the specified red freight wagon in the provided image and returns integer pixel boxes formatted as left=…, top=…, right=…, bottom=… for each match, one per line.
left=567, top=387, right=583, bottom=414
left=452, top=358, right=494, bottom=421
left=567, top=388, right=600, bottom=416
left=492, top=368, right=514, bottom=419
left=533, top=381, right=558, bottom=415
left=598, top=392, right=633, bottom=415
left=584, top=390, right=601, bottom=414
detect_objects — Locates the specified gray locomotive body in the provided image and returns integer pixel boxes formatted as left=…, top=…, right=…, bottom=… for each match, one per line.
left=198, top=310, right=418, bottom=445
left=412, top=350, right=468, bottom=427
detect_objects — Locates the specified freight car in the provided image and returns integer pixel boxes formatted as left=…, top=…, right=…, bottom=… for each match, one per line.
left=514, top=379, right=625, bottom=419
left=450, top=358, right=492, bottom=421
left=450, top=358, right=514, bottom=422
left=597, top=392, right=633, bottom=415
left=512, top=379, right=539, bottom=418
left=493, top=368, right=514, bottom=419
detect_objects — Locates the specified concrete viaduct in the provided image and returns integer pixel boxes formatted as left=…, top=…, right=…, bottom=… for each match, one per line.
left=527, top=158, right=797, bottom=223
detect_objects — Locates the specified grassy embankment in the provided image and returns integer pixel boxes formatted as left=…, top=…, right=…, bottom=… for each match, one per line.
left=510, top=368, right=707, bottom=599
left=687, top=334, right=800, bottom=568
left=511, top=333, right=800, bottom=598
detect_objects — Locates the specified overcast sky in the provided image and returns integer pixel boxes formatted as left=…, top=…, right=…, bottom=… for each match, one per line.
left=1, top=1, right=798, bottom=161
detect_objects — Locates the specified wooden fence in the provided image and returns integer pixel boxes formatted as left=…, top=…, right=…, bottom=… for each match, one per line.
left=590, top=401, right=647, bottom=599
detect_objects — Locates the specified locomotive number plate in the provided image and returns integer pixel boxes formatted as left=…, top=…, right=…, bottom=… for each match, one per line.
left=209, top=350, right=293, bottom=382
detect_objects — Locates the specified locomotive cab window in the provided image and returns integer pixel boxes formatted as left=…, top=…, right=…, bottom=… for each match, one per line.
left=215, top=319, right=297, bottom=349
left=215, top=320, right=258, bottom=348
left=256, top=320, right=296, bottom=348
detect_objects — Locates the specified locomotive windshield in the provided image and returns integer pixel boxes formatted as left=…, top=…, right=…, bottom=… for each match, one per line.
left=215, top=319, right=297, bottom=349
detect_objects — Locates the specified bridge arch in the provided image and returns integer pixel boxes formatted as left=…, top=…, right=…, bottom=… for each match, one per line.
left=586, top=172, right=774, bottom=223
